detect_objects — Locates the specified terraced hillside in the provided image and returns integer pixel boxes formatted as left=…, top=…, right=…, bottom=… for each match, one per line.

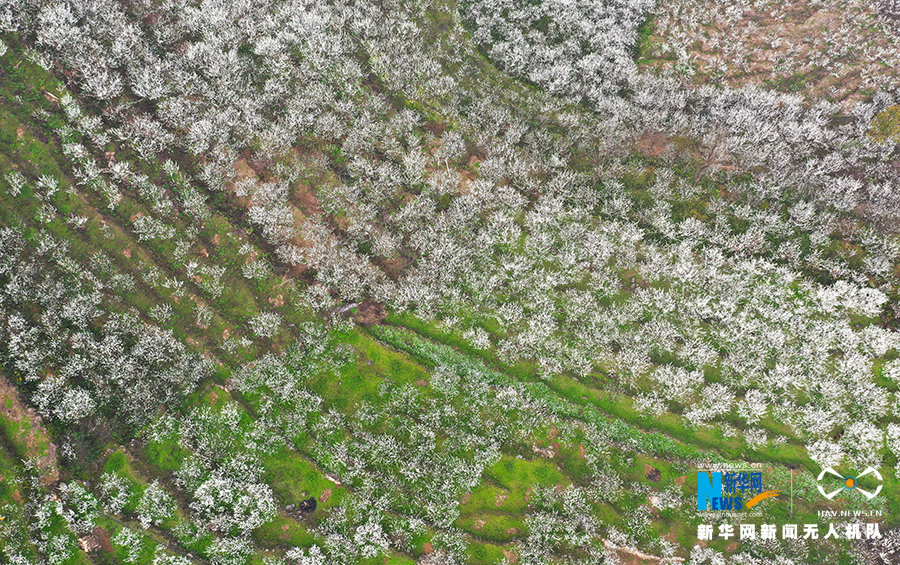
left=1, top=0, right=900, bottom=564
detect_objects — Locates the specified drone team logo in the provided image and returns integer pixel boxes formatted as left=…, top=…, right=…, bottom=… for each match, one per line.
left=816, top=467, right=883, bottom=500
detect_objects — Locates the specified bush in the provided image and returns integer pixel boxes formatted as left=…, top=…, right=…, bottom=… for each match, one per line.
left=870, top=106, right=900, bottom=144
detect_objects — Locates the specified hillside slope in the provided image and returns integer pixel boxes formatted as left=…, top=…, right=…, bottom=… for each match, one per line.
left=1, top=0, right=900, bottom=564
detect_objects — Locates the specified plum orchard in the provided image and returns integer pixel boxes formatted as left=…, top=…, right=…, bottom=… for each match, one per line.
left=0, top=0, right=899, bottom=563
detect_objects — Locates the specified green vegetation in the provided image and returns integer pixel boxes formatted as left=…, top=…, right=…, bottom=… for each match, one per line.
left=870, top=105, right=900, bottom=144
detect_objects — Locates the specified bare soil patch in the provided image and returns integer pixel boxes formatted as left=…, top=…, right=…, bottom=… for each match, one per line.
left=641, top=0, right=900, bottom=104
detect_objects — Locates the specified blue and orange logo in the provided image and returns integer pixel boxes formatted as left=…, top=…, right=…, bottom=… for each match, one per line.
left=816, top=467, right=882, bottom=500
left=697, top=471, right=780, bottom=511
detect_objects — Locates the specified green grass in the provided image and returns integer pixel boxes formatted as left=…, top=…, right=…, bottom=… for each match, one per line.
left=457, top=513, right=526, bottom=542
left=262, top=447, right=348, bottom=511
left=485, top=456, right=568, bottom=492
left=0, top=440, right=24, bottom=508
left=465, top=541, right=510, bottom=565
left=461, top=484, right=527, bottom=514
left=253, top=513, right=317, bottom=548
left=305, top=328, right=432, bottom=413
left=143, top=436, right=190, bottom=474
left=870, top=105, right=900, bottom=143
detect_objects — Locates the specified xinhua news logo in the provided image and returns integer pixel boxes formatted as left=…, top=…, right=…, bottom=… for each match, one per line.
left=697, top=471, right=780, bottom=511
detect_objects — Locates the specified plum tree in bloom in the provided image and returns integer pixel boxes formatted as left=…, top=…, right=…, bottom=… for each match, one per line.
left=34, top=377, right=96, bottom=422
left=82, top=67, right=123, bottom=100
left=195, top=264, right=227, bottom=298
left=462, top=326, right=491, bottom=350
left=242, top=259, right=270, bottom=280
left=284, top=545, right=327, bottom=565
left=687, top=545, right=726, bottom=565
left=206, top=537, right=253, bottom=565
left=744, top=428, right=768, bottom=450
left=153, top=553, right=194, bottom=565
left=58, top=482, right=98, bottom=534
left=35, top=3, right=78, bottom=51
left=634, top=392, right=666, bottom=417
left=520, top=485, right=602, bottom=563
left=887, top=424, right=900, bottom=461
left=137, top=481, right=175, bottom=529
left=132, top=215, right=176, bottom=241
left=129, top=62, right=170, bottom=101
left=195, top=304, right=213, bottom=328
left=112, top=527, right=145, bottom=565
left=883, top=359, right=900, bottom=385
left=651, top=364, right=702, bottom=404
left=150, top=303, right=173, bottom=324
left=4, top=171, right=25, bottom=196
left=353, top=521, right=389, bottom=559
left=428, top=364, right=462, bottom=396
left=843, top=421, right=884, bottom=468
left=100, top=472, right=133, bottom=515
left=249, top=312, right=282, bottom=338
left=190, top=475, right=276, bottom=535
left=737, top=389, right=767, bottom=424
left=807, top=439, right=844, bottom=469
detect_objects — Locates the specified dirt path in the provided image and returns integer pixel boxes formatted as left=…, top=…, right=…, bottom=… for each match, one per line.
left=0, top=373, right=59, bottom=483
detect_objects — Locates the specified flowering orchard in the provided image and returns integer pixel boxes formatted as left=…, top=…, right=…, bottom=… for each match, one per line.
left=0, top=0, right=899, bottom=563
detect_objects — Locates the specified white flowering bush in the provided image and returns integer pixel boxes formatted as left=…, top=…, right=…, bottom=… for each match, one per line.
left=248, top=312, right=282, bottom=338
left=882, top=358, right=900, bottom=384
left=150, top=303, right=173, bottom=324
left=843, top=421, right=885, bottom=468
left=100, top=472, right=134, bottom=515
left=242, top=259, right=270, bottom=280
left=112, top=527, right=145, bottom=565
left=206, top=537, right=253, bottom=565
left=283, top=545, right=327, bottom=565
left=153, top=552, right=194, bottom=565
left=132, top=214, right=176, bottom=241
left=737, top=389, right=768, bottom=425
left=808, top=439, right=845, bottom=470
left=137, top=481, right=176, bottom=529
left=520, top=486, right=603, bottom=562
left=352, top=521, right=390, bottom=559
left=744, top=428, right=768, bottom=450
left=190, top=475, right=276, bottom=535
left=57, top=482, right=98, bottom=534
left=634, top=392, right=666, bottom=417
left=33, top=379, right=96, bottom=422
